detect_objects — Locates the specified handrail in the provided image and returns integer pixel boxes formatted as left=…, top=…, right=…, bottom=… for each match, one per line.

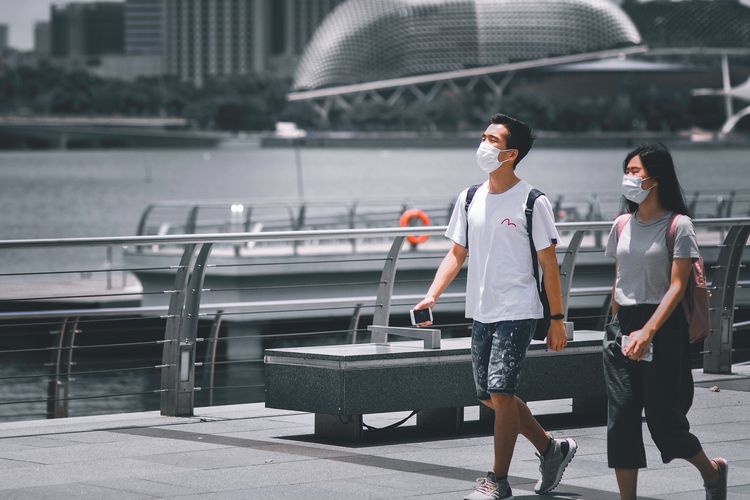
left=2, top=217, right=750, bottom=248
left=1, top=283, right=748, bottom=322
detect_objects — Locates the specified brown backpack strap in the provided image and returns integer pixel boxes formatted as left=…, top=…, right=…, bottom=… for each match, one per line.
left=665, top=213, right=681, bottom=259
left=615, top=213, right=631, bottom=239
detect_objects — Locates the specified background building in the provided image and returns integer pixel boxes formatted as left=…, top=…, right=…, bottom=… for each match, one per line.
left=163, top=0, right=345, bottom=87
left=125, top=0, right=162, bottom=56
left=267, top=0, right=346, bottom=75
left=50, top=2, right=125, bottom=59
left=293, top=0, right=641, bottom=91
left=0, top=24, right=8, bottom=52
left=34, top=22, right=50, bottom=57
left=623, top=0, right=750, bottom=49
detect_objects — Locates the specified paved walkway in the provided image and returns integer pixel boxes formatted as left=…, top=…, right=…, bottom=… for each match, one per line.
left=0, top=366, right=748, bottom=499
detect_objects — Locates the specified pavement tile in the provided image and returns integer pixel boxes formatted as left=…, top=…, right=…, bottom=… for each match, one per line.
left=331, top=443, right=428, bottom=455
left=0, top=457, right=44, bottom=469
left=406, top=486, right=544, bottom=500
left=562, top=472, right=621, bottom=495
left=86, top=478, right=202, bottom=497
left=264, top=413, right=316, bottom=425
left=0, top=436, right=227, bottom=465
left=606, top=463, right=750, bottom=496
left=690, top=389, right=747, bottom=409
left=409, top=436, right=491, bottom=449
left=548, top=426, right=607, bottom=438
left=0, top=458, right=187, bottom=491
left=653, top=490, right=711, bottom=499
left=205, top=427, right=319, bottom=441
left=375, top=445, right=493, bottom=469
left=194, top=406, right=302, bottom=420
left=162, top=479, right=409, bottom=500
left=144, top=457, right=385, bottom=493
left=351, top=470, right=471, bottom=494
left=0, top=436, right=74, bottom=449
left=44, top=430, right=149, bottom=445
left=0, top=482, right=152, bottom=500
left=133, top=445, right=312, bottom=469
left=692, top=421, right=750, bottom=443
left=687, top=405, right=750, bottom=426
left=165, top=418, right=305, bottom=434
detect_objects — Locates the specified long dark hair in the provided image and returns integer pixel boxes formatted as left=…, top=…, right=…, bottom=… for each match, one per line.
left=622, top=143, right=690, bottom=216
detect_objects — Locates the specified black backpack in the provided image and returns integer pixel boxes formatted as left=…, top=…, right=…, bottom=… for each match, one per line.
left=464, top=184, right=551, bottom=341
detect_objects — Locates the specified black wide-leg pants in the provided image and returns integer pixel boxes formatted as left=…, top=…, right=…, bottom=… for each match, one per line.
left=603, top=304, right=703, bottom=469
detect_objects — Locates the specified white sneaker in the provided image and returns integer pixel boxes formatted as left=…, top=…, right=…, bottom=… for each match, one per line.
left=465, top=471, right=513, bottom=500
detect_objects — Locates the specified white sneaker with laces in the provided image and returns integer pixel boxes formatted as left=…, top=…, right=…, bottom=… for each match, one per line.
left=464, top=471, right=513, bottom=500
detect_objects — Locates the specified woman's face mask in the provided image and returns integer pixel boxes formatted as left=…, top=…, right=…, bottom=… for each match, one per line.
left=622, top=174, right=654, bottom=204
left=476, top=141, right=513, bottom=174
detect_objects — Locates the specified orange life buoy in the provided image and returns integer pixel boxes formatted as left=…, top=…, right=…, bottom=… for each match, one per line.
left=399, top=209, right=431, bottom=245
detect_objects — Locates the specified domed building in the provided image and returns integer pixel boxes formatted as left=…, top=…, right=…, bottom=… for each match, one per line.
left=293, top=0, right=642, bottom=91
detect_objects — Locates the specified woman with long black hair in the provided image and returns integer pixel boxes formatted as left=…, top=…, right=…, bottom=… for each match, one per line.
left=603, top=143, right=727, bottom=500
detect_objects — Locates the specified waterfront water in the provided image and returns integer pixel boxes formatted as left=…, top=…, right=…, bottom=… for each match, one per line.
left=0, top=145, right=748, bottom=421
left=2, top=145, right=748, bottom=242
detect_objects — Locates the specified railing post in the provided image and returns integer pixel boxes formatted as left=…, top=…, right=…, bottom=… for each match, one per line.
left=349, top=202, right=358, bottom=253
left=160, top=244, right=196, bottom=416
left=704, top=225, right=750, bottom=374
left=185, top=206, right=199, bottom=234
left=560, top=230, right=585, bottom=321
left=135, top=203, right=156, bottom=238
left=173, top=243, right=213, bottom=416
left=105, top=246, right=113, bottom=290
left=348, top=304, right=363, bottom=344
left=203, top=310, right=224, bottom=407
left=371, top=236, right=406, bottom=340
left=65, top=317, right=79, bottom=395
left=47, top=318, right=69, bottom=419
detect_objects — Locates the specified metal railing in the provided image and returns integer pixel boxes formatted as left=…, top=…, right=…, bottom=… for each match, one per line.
left=134, top=192, right=750, bottom=239
left=1, top=218, right=748, bottom=420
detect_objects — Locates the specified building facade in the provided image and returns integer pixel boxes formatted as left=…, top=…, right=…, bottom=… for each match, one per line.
left=34, top=22, right=50, bottom=57
left=294, top=0, right=641, bottom=91
left=50, top=2, right=125, bottom=58
left=126, top=0, right=163, bottom=56
left=0, top=24, right=8, bottom=52
left=163, top=0, right=345, bottom=86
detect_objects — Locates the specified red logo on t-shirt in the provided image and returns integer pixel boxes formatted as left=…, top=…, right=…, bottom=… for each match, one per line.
left=500, top=218, right=517, bottom=228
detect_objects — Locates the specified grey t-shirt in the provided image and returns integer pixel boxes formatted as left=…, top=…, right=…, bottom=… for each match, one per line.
left=605, top=212, right=700, bottom=306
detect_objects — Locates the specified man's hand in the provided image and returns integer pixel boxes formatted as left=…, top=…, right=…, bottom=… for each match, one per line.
left=623, top=328, right=653, bottom=361
left=412, top=296, right=435, bottom=327
left=546, top=320, right=567, bottom=352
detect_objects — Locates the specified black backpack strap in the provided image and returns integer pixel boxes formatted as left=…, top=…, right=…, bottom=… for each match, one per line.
left=526, top=188, right=551, bottom=341
left=463, top=184, right=482, bottom=250
left=525, top=188, right=544, bottom=293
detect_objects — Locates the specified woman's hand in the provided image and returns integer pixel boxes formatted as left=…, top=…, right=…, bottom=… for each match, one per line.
left=623, top=329, right=654, bottom=361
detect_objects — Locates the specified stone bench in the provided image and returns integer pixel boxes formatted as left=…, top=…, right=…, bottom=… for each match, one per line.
left=264, top=327, right=606, bottom=441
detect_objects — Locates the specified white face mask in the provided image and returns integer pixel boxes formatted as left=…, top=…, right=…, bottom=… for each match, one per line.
left=476, top=141, right=513, bottom=174
left=622, top=174, right=654, bottom=204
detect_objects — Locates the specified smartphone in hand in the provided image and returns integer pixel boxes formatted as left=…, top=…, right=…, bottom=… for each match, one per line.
left=410, top=308, right=433, bottom=326
left=621, top=335, right=653, bottom=362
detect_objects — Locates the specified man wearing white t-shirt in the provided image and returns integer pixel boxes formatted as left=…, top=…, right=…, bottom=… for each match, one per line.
left=414, top=114, right=577, bottom=500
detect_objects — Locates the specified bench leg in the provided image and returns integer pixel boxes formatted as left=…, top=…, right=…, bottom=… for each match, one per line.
left=417, top=407, right=464, bottom=434
left=572, top=395, right=607, bottom=421
left=314, top=413, right=362, bottom=442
